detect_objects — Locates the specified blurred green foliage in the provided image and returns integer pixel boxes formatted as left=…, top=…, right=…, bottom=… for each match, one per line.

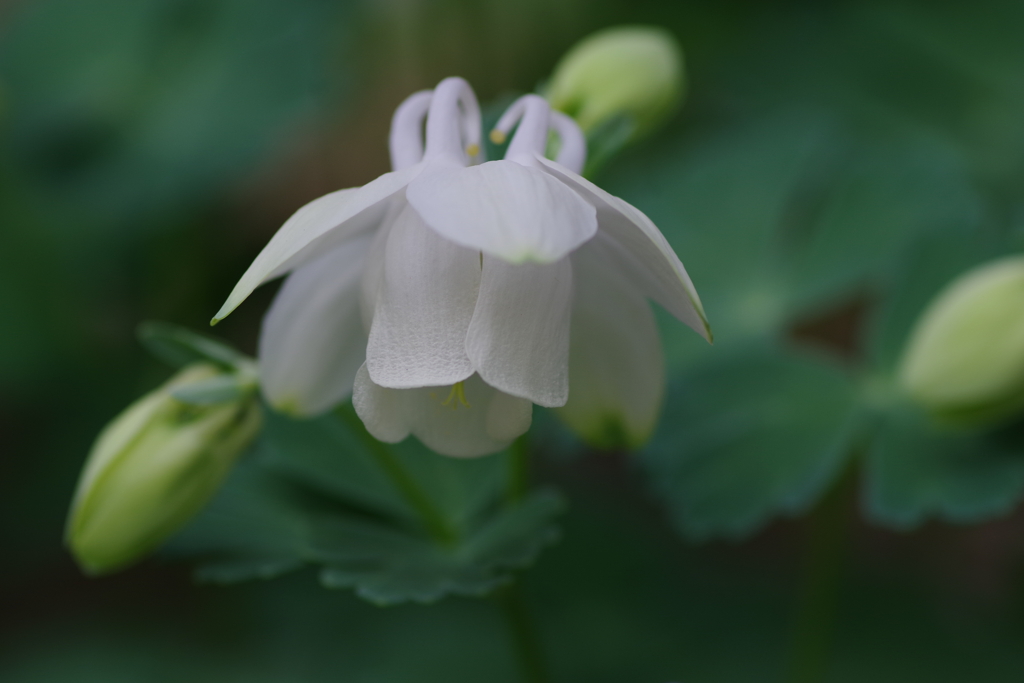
left=165, top=406, right=562, bottom=604
left=4, top=0, right=1024, bottom=680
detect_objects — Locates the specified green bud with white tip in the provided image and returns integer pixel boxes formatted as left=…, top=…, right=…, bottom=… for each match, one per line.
left=66, top=362, right=262, bottom=575
left=547, top=25, right=684, bottom=166
left=898, top=255, right=1024, bottom=426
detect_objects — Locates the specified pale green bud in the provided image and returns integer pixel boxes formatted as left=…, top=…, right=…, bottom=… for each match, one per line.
left=898, top=255, right=1024, bottom=426
left=67, top=363, right=262, bottom=574
left=547, top=26, right=685, bottom=141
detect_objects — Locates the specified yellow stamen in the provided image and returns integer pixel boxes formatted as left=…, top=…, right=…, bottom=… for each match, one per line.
left=489, top=129, right=507, bottom=145
left=441, top=381, right=470, bottom=409
left=466, top=143, right=480, bottom=157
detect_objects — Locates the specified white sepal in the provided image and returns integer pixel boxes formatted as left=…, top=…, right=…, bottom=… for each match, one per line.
left=213, top=165, right=423, bottom=323
left=258, top=234, right=373, bottom=417
left=534, top=153, right=711, bottom=341
left=557, top=243, right=665, bottom=448
left=357, top=210, right=396, bottom=333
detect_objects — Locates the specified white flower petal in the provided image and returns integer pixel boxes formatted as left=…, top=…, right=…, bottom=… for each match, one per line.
left=353, top=367, right=531, bottom=458
left=405, top=160, right=597, bottom=263
left=487, top=390, right=535, bottom=442
left=410, top=375, right=532, bottom=457
left=212, top=165, right=423, bottom=323
left=257, top=234, right=373, bottom=417
left=556, top=244, right=665, bottom=448
left=352, top=364, right=413, bottom=444
left=534, top=154, right=711, bottom=341
left=366, top=204, right=479, bottom=389
left=466, top=256, right=573, bottom=407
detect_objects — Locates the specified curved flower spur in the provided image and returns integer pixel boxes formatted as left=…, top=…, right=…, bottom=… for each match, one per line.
left=213, top=77, right=710, bottom=457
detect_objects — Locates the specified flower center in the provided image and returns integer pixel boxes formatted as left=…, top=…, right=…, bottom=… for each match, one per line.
left=441, top=381, right=470, bottom=409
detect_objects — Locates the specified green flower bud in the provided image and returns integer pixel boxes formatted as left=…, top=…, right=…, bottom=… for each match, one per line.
left=67, top=363, right=262, bottom=575
left=898, top=255, right=1024, bottom=426
left=547, top=26, right=685, bottom=141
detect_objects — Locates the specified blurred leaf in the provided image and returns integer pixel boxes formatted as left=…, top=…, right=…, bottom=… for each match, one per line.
left=163, top=459, right=311, bottom=581
left=863, top=402, right=1024, bottom=528
left=315, top=490, right=562, bottom=605
left=481, top=95, right=518, bottom=162
left=863, top=230, right=1003, bottom=376
left=138, top=320, right=251, bottom=370
left=167, top=408, right=562, bottom=604
left=727, top=0, right=1024, bottom=197
left=849, top=1, right=1024, bottom=189
left=582, top=114, right=636, bottom=177
left=642, top=345, right=860, bottom=540
left=604, top=111, right=979, bottom=374
left=604, top=93, right=991, bottom=541
left=0, top=0, right=351, bottom=231
left=603, top=114, right=831, bottom=351
left=858, top=227, right=1024, bottom=528
left=259, top=407, right=507, bottom=529
left=785, top=136, right=983, bottom=312
left=255, top=410, right=416, bottom=522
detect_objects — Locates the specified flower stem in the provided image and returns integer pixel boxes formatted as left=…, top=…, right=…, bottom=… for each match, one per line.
left=336, top=408, right=457, bottom=546
left=497, top=436, right=550, bottom=683
left=496, top=582, right=551, bottom=683
left=506, top=435, right=530, bottom=504
left=785, top=466, right=855, bottom=683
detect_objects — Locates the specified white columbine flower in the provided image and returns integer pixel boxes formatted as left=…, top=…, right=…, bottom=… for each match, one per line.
left=213, top=77, right=710, bottom=457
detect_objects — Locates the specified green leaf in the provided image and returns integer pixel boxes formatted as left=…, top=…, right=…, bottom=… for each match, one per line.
left=602, top=112, right=981, bottom=371
left=785, top=137, right=983, bottom=313
left=863, top=402, right=1024, bottom=528
left=138, top=321, right=250, bottom=371
left=860, top=230, right=1024, bottom=528
left=162, top=457, right=311, bottom=583
left=603, top=114, right=832, bottom=349
left=315, top=491, right=563, bottom=605
left=166, top=408, right=563, bottom=604
left=864, top=230, right=1003, bottom=375
left=254, top=409, right=416, bottom=522
left=258, top=407, right=506, bottom=530
left=642, top=345, right=860, bottom=540
left=0, top=0, right=351, bottom=232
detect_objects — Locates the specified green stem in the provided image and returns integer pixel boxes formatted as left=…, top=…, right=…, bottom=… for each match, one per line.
left=785, top=467, right=855, bottom=683
left=498, top=438, right=549, bottom=682
left=506, top=435, right=530, bottom=505
left=337, top=408, right=457, bottom=546
left=496, top=582, right=551, bottom=683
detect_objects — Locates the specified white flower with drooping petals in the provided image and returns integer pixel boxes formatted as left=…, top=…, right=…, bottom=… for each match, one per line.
left=213, top=77, right=710, bottom=457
